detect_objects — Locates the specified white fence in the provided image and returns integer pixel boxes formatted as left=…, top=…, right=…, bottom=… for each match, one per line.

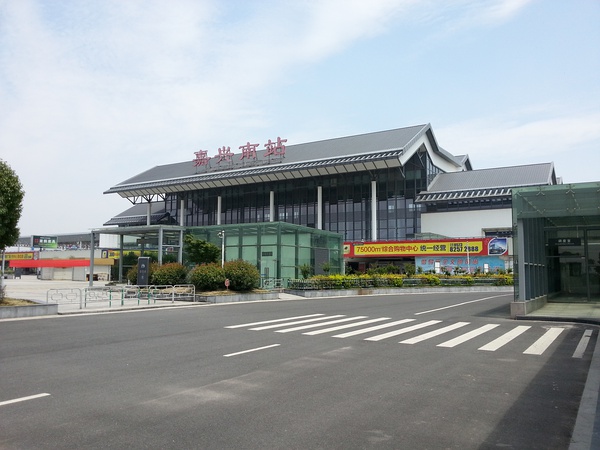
left=46, top=285, right=196, bottom=309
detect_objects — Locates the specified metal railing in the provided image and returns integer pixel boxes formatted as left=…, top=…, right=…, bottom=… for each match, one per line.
left=47, top=284, right=196, bottom=309
left=260, top=277, right=285, bottom=290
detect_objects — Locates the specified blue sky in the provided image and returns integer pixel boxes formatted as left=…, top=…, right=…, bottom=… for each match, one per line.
left=1, top=0, right=599, bottom=236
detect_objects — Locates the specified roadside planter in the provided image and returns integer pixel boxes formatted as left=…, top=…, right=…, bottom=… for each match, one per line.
left=0, top=300, right=58, bottom=319
left=198, top=291, right=280, bottom=303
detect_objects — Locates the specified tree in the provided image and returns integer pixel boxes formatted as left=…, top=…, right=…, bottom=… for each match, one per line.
left=0, top=159, right=24, bottom=293
left=0, top=159, right=24, bottom=251
left=184, top=234, right=220, bottom=265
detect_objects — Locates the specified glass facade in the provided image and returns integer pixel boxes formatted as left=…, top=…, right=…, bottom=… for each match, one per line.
left=166, top=152, right=441, bottom=241
left=186, top=223, right=343, bottom=280
left=513, top=182, right=600, bottom=302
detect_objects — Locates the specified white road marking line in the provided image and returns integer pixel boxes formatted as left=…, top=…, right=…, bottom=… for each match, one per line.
left=0, top=393, right=51, bottom=407
left=400, top=322, right=470, bottom=344
left=437, top=324, right=500, bottom=348
left=333, top=319, right=416, bottom=338
left=250, top=315, right=345, bottom=331
left=523, top=328, right=565, bottom=355
left=225, top=314, right=324, bottom=328
left=223, top=344, right=281, bottom=357
left=478, top=325, right=531, bottom=351
left=304, top=317, right=391, bottom=335
left=414, top=295, right=510, bottom=315
left=365, top=320, right=442, bottom=342
left=572, top=329, right=593, bottom=358
left=275, top=316, right=368, bottom=333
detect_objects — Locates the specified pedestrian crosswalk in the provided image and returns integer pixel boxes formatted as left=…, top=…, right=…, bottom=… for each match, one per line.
left=225, top=313, right=594, bottom=358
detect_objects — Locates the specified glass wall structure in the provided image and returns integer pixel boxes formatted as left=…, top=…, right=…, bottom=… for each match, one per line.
left=513, top=182, right=600, bottom=303
left=186, top=222, right=343, bottom=281
left=166, top=152, right=440, bottom=242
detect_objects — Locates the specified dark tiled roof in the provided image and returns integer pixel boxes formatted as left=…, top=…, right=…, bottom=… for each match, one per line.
left=416, top=163, right=557, bottom=202
left=104, top=124, right=468, bottom=198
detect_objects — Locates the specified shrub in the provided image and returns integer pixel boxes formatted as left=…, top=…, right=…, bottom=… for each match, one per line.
left=187, top=263, right=226, bottom=291
left=151, top=263, right=188, bottom=285
left=298, top=263, right=312, bottom=279
left=494, top=275, right=514, bottom=286
left=404, top=264, right=416, bottom=276
left=224, top=260, right=260, bottom=291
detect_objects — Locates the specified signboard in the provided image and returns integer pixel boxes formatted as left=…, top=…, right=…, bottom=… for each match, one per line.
left=344, top=238, right=507, bottom=258
left=137, top=257, right=151, bottom=286
left=32, top=235, right=58, bottom=249
left=3, top=251, right=38, bottom=260
left=101, top=249, right=142, bottom=259
left=548, top=238, right=582, bottom=247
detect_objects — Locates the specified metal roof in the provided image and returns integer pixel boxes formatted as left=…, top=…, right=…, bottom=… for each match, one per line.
left=104, top=124, right=468, bottom=199
left=416, top=163, right=556, bottom=203
left=103, top=202, right=172, bottom=227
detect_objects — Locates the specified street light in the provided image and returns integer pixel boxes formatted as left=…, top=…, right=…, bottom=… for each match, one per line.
left=217, top=230, right=225, bottom=268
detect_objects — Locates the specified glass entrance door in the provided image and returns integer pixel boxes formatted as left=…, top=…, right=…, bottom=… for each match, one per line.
left=587, top=229, right=600, bottom=302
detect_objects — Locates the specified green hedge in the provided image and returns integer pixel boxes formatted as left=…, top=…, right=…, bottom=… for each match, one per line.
left=288, top=273, right=513, bottom=290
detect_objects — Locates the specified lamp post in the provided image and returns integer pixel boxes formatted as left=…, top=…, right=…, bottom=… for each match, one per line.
left=217, top=230, right=225, bottom=268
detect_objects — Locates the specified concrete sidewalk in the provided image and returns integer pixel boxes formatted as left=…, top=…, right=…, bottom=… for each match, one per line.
left=1, top=275, right=302, bottom=314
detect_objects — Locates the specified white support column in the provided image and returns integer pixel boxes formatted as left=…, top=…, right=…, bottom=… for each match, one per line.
left=178, top=230, right=184, bottom=263
left=119, top=235, right=124, bottom=282
left=158, top=227, right=163, bottom=265
left=517, top=219, right=527, bottom=301
left=371, top=180, right=377, bottom=241
left=317, top=186, right=323, bottom=230
left=179, top=198, right=185, bottom=226
left=217, top=195, right=222, bottom=225
left=88, top=232, right=95, bottom=287
left=146, top=202, right=152, bottom=226
left=270, top=191, right=275, bottom=222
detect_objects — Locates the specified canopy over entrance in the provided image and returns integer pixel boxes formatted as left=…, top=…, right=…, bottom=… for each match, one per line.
left=88, top=225, right=186, bottom=286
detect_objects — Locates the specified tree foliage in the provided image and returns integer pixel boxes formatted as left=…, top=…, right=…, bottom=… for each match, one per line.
left=0, top=160, right=25, bottom=250
left=184, top=234, right=220, bottom=265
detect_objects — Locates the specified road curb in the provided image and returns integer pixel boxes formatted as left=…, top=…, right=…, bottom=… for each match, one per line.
left=570, top=331, right=600, bottom=449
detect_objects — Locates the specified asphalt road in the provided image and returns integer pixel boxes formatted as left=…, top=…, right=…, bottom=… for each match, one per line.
left=0, top=292, right=596, bottom=449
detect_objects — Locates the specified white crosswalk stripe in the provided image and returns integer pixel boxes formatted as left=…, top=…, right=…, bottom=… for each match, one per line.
left=437, top=324, right=500, bottom=348
left=250, top=315, right=345, bottom=331
left=523, top=328, right=564, bottom=355
left=225, top=314, right=325, bottom=329
left=275, top=316, right=368, bottom=333
left=364, top=320, right=441, bottom=342
left=332, top=319, right=416, bottom=338
left=304, top=317, right=391, bottom=335
left=400, top=322, right=470, bottom=345
left=478, top=325, right=531, bottom=351
left=225, top=314, right=587, bottom=357
left=573, top=329, right=594, bottom=358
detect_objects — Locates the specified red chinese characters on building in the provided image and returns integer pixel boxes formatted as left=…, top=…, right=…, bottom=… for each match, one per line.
left=192, top=136, right=288, bottom=167
left=264, top=137, right=287, bottom=157
left=215, top=146, right=234, bottom=164
left=239, top=142, right=259, bottom=160
left=193, top=150, right=210, bottom=167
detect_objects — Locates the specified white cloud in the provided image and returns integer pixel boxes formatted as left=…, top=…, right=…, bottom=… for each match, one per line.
left=0, top=0, right=592, bottom=236
left=437, top=110, right=600, bottom=182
